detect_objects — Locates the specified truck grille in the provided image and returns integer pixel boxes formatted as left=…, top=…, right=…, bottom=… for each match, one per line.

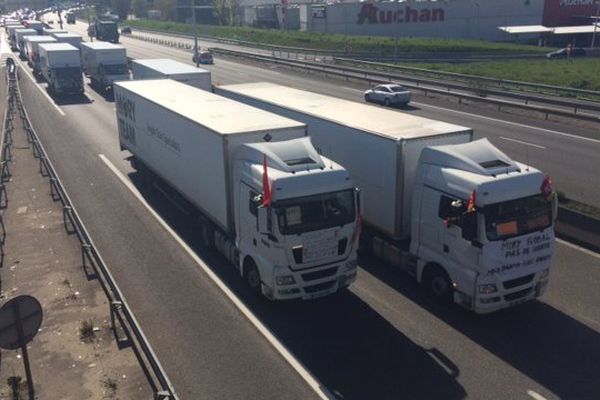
left=503, top=274, right=534, bottom=290
left=504, top=288, right=532, bottom=302
left=301, top=267, right=338, bottom=282
left=304, top=280, right=336, bottom=294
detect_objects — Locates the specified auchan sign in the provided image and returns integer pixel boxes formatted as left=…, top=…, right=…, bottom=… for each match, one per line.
left=544, top=0, right=599, bottom=26
left=357, top=4, right=445, bottom=25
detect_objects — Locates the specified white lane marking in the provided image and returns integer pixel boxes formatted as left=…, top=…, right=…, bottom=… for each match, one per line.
left=527, top=389, right=549, bottom=400
left=12, top=54, right=66, bottom=116
left=338, top=86, right=600, bottom=145
left=98, top=154, right=335, bottom=400
left=499, top=136, right=546, bottom=149
left=556, top=238, right=600, bottom=259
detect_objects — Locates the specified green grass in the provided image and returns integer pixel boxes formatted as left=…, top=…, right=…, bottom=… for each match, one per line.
left=126, top=19, right=549, bottom=54
left=413, top=59, right=600, bottom=91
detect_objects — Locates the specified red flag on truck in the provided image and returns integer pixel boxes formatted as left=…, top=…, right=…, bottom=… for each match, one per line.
left=262, top=154, right=272, bottom=207
left=467, top=190, right=477, bottom=213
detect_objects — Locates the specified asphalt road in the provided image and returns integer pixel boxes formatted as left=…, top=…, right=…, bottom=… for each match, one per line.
left=9, top=23, right=600, bottom=400
left=65, top=19, right=600, bottom=208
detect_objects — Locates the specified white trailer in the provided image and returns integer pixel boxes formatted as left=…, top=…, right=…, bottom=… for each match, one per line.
left=14, top=28, right=37, bottom=57
left=220, top=82, right=557, bottom=313
left=131, top=59, right=211, bottom=91
left=43, top=28, right=68, bottom=36
left=80, top=42, right=129, bottom=89
left=24, top=35, right=57, bottom=73
left=7, top=24, right=23, bottom=49
left=22, top=20, right=43, bottom=34
left=115, top=79, right=360, bottom=300
left=52, top=32, right=83, bottom=49
left=38, top=43, right=84, bottom=95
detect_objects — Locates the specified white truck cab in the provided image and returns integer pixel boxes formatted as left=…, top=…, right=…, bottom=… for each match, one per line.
left=412, top=139, right=555, bottom=313
left=234, top=138, right=359, bottom=300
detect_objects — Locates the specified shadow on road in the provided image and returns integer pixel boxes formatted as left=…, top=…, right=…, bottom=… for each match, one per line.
left=50, top=91, right=93, bottom=105
left=86, top=82, right=115, bottom=102
left=128, top=171, right=467, bottom=400
left=359, top=256, right=600, bottom=400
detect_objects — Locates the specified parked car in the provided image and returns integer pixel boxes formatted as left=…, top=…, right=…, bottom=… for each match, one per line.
left=192, top=49, right=213, bottom=65
left=546, top=47, right=586, bottom=59
left=364, top=84, right=411, bottom=107
left=120, top=25, right=131, bottom=34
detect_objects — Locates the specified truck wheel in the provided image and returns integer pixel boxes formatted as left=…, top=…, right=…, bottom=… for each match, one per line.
left=244, top=260, right=261, bottom=294
left=425, top=266, right=452, bottom=302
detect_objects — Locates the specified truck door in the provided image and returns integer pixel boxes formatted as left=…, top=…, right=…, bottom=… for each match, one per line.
left=239, top=185, right=259, bottom=252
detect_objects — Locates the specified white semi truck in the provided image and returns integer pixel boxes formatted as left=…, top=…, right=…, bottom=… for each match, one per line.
left=38, top=43, right=84, bottom=95
left=131, top=59, right=211, bottom=91
left=14, top=28, right=37, bottom=57
left=114, top=79, right=360, bottom=300
left=80, top=42, right=129, bottom=90
left=7, top=24, right=23, bottom=49
left=24, top=35, right=57, bottom=74
left=220, top=83, right=556, bottom=313
left=52, top=33, right=83, bottom=49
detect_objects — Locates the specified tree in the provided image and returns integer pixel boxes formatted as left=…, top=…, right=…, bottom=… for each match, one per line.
left=132, top=0, right=148, bottom=18
left=111, top=0, right=132, bottom=19
left=212, top=0, right=239, bottom=25
left=153, top=0, right=176, bottom=20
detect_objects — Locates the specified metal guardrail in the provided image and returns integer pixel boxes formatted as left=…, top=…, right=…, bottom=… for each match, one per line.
left=127, top=32, right=600, bottom=122
left=334, top=58, right=600, bottom=101
left=3, top=59, right=179, bottom=400
left=209, top=47, right=600, bottom=123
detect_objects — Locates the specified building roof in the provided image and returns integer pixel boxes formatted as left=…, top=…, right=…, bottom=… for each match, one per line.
left=498, top=25, right=553, bottom=34
left=552, top=24, right=600, bottom=34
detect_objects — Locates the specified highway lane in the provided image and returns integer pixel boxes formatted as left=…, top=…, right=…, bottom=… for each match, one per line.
left=65, top=19, right=600, bottom=207
left=15, top=26, right=600, bottom=400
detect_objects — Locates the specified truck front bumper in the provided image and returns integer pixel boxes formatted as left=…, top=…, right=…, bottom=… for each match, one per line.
left=263, top=259, right=358, bottom=300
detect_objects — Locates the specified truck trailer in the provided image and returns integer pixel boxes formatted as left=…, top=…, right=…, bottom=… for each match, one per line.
left=38, top=43, right=84, bottom=95
left=7, top=24, right=23, bottom=49
left=114, top=79, right=360, bottom=300
left=24, top=35, right=57, bottom=73
left=131, top=59, right=211, bottom=91
left=52, top=32, right=83, bottom=49
left=219, top=82, right=556, bottom=313
left=14, top=28, right=37, bottom=57
left=80, top=42, right=129, bottom=90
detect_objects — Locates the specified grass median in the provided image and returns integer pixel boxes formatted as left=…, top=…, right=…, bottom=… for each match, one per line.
left=125, top=19, right=549, bottom=55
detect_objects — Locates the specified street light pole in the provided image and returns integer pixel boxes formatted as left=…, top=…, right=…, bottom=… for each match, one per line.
left=192, top=0, right=199, bottom=67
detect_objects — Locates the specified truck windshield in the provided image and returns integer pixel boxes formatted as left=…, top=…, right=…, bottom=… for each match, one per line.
left=103, top=64, right=128, bottom=74
left=275, top=189, right=355, bottom=235
left=54, top=67, right=81, bottom=78
left=483, top=194, right=552, bottom=241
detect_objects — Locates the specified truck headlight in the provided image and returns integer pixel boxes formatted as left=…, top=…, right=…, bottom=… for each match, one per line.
left=276, top=275, right=296, bottom=286
left=478, top=283, right=498, bottom=294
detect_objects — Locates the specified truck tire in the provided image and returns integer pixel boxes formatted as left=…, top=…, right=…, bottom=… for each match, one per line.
left=424, top=265, right=453, bottom=302
left=244, top=260, right=262, bottom=295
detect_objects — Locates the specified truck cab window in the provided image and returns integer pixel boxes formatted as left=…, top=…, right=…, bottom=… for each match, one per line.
left=249, top=190, right=260, bottom=216
left=438, top=195, right=461, bottom=219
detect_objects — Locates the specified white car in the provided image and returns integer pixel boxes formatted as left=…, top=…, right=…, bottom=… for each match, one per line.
left=364, top=84, right=411, bottom=107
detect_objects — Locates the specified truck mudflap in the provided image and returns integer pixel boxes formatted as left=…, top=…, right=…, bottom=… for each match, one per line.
left=262, top=259, right=358, bottom=300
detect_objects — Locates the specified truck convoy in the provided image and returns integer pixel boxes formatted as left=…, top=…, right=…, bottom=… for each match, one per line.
left=87, top=17, right=119, bottom=43
left=52, top=33, right=83, bottom=49
left=131, top=59, right=212, bottom=91
left=24, top=35, right=57, bottom=74
left=14, top=28, right=36, bottom=57
left=38, top=43, right=84, bottom=95
left=80, top=42, right=128, bottom=90
left=114, top=79, right=360, bottom=300
left=219, top=82, right=556, bottom=313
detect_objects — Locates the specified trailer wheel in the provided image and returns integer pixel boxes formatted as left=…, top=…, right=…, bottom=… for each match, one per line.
left=424, top=265, right=452, bottom=302
left=244, top=260, right=261, bottom=295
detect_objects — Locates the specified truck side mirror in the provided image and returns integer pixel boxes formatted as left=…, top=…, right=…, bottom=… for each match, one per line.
left=257, top=206, right=270, bottom=235
left=460, top=211, right=478, bottom=242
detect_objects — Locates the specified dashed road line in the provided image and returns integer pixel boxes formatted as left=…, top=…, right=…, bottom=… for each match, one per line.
left=499, top=136, right=546, bottom=149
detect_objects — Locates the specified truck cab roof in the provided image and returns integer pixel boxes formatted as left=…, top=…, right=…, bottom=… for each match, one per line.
left=133, top=58, right=208, bottom=75
left=421, top=139, right=545, bottom=206
left=81, top=41, right=124, bottom=50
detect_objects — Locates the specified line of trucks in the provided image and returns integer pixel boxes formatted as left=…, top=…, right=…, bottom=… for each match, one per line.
left=6, top=19, right=129, bottom=95
left=7, top=21, right=556, bottom=313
